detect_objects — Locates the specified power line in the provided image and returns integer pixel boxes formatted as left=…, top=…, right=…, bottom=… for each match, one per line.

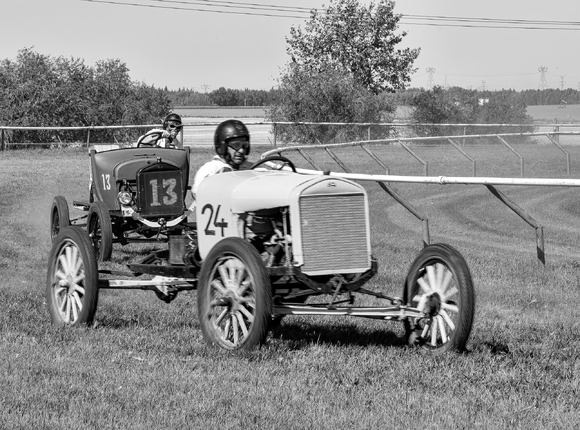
left=190, top=0, right=313, bottom=13
left=81, top=0, right=580, bottom=29
left=81, top=0, right=310, bottom=18
left=402, top=14, right=580, bottom=27
left=147, top=0, right=312, bottom=14
left=400, top=21, right=580, bottom=30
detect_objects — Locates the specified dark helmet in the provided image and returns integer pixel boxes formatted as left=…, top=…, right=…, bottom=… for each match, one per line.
left=214, top=119, right=251, bottom=157
left=163, top=113, right=182, bottom=129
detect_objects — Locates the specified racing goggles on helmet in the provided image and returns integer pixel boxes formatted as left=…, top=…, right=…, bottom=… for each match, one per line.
left=227, top=139, right=249, bottom=151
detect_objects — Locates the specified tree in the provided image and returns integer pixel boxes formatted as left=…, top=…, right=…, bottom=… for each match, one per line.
left=209, top=87, right=240, bottom=106
left=267, top=0, right=416, bottom=144
left=286, top=0, right=419, bottom=94
left=267, top=65, right=395, bottom=144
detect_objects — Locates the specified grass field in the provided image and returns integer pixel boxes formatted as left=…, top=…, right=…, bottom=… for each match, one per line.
left=2, top=142, right=580, bottom=429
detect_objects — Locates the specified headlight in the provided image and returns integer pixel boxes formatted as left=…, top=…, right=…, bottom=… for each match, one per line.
left=117, top=191, right=133, bottom=205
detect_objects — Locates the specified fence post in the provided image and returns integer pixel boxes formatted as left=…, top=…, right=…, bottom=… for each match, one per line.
left=553, top=120, right=560, bottom=144
left=86, top=128, right=91, bottom=149
left=1, top=129, right=4, bottom=151
left=367, top=125, right=371, bottom=141
left=273, top=123, right=277, bottom=148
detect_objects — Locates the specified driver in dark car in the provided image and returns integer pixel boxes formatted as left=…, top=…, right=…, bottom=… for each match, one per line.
left=137, top=113, right=183, bottom=148
left=90, top=113, right=183, bottom=201
left=191, top=119, right=253, bottom=197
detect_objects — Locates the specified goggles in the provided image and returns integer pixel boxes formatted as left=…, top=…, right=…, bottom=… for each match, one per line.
left=167, top=122, right=182, bottom=130
left=227, top=139, right=249, bottom=151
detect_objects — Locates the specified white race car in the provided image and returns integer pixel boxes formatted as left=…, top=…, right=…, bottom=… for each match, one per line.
left=47, top=155, right=475, bottom=353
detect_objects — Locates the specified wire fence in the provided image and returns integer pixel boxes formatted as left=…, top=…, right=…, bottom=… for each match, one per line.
left=1, top=122, right=580, bottom=150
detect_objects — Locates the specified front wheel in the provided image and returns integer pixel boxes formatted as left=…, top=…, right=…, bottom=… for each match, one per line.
left=50, top=195, right=70, bottom=242
left=404, top=243, right=475, bottom=353
left=197, top=237, right=272, bottom=350
left=87, top=201, right=113, bottom=262
left=46, top=226, right=99, bottom=326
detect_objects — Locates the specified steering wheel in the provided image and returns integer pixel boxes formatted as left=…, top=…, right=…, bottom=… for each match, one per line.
left=250, top=155, right=297, bottom=173
left=136, top=130, right=164, bottom=148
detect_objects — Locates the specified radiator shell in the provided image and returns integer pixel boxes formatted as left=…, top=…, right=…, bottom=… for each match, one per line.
left=288, top=178, right=371, bottom=276
left=298, top=193, right=370, bottom=275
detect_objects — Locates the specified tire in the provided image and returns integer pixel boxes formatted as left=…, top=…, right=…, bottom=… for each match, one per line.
left=403, top=243, right=475, bottom=353
left=50, top=196, right=70, bottom=242
left=87, top=201, right=113, bottom=262
left=46, top=226, right=99, bottom=326
left=197, top=237, right=272, bottom=350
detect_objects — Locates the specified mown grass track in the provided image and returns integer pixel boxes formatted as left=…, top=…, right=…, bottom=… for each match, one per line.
left=1, top=143, right=580, bottom=429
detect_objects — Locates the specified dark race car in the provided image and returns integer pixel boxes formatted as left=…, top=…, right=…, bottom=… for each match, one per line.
left=50, top=130, right=193, bottom=261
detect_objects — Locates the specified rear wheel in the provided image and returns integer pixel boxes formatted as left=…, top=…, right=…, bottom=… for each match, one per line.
left=87, top=201, right=113, bottom=262
left=404, top=243, right=475, bottom=353
left=198, top=238, right=272, bottom=350
left=50, top=196, right=70, bottom=242
left=46, top=226, right=99, bottom=326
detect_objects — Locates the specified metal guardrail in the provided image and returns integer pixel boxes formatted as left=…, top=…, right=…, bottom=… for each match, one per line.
left=262, top=130, right=580, bottom=264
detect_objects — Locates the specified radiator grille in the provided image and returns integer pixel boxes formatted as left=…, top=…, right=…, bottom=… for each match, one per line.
left=299, top=194, right=369, bottom=274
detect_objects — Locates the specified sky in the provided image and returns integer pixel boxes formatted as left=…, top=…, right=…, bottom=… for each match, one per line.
left=2, top=0, right=579, bottom=92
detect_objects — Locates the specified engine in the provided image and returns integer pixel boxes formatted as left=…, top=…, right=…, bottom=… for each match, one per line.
left=241, top=207, right=292, bottom=268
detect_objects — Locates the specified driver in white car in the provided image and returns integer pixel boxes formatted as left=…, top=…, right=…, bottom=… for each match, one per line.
left=191, top=119, right=253, bottom=197
left=137, top=113, right=183, bottom=148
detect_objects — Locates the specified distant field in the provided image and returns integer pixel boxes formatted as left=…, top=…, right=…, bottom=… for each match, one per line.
left=526, top=104, right=580, bottom=123
left=173, top=106, right=266, bottom=119
left=174, top=105, right=580, bottom=124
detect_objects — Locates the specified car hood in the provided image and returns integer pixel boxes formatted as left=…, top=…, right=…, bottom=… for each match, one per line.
left=197, top=169, right=363, bottom=213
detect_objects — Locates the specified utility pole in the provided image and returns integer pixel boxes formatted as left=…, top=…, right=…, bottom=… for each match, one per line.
left=426, top=67, right=436, bottom=89
left=559, top=76, right=565, bottom=90
left=538, top=66, right=548, bottom=90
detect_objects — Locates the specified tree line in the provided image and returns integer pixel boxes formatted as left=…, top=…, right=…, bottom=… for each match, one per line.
left=0, top=48, right=171, bottom=143
left=167, top=86, right=580, bottom=109
left=168, top=87, right=277, bottom=107
left=392, top=88, right=580, bottom=108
